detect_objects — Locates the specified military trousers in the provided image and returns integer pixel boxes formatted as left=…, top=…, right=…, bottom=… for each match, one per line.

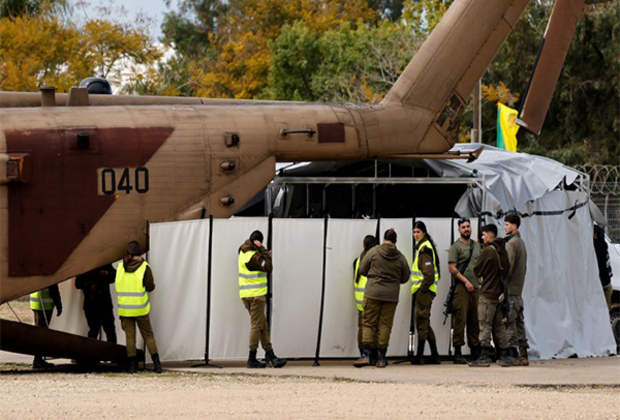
left=357, top=310, right=363, bottom=350
left=478, top=295, right=508, bottom=349
left=452, top=283, right=480, bottom=348
left=362, top=297, right=398, bottom=350
left=242, top=296, right=273, bottom=352
left=85, top=304, right=117, bottom=343
left=33, top=310, right=54, bottom=363
left=34, top=309, right=54, bottom=329
left=120, top=314, right=158, bottom=358
left=506, top=294, right=528, bottom=348
left=414, top=289, right=436, bottom=342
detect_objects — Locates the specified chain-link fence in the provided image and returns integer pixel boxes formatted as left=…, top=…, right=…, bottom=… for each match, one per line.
left=576, top=165, right=620, bottom=242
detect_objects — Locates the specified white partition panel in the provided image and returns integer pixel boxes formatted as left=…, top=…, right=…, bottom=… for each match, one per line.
left=379, top=218, right=413, bottom=356
left=149, top=219, right=209, bottom=361
left=271, top=219, right=324, bottom=358
left=320, top=219, right=378, bottom=357
left=210, top=217, right=268, bottom=359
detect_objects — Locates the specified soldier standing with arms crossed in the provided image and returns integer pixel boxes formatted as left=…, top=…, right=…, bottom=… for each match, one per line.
left=448, top=217, right=481, bottom=364
left=504, top=214, right=529, bottom=366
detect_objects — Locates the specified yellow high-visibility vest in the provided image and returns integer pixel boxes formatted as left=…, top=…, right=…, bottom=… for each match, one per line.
left=411, top=240, right=439, bottom=294
left=354, top=257, right=368, bottom=312
left=238, top=250, right=268, bottom=298
left=30, top=289, right=54, bottom=311
left=115, top=261, right=151, bottom=317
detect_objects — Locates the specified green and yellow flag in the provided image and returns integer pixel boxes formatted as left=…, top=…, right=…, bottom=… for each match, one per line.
left=497, top=102, right=519, bottom=152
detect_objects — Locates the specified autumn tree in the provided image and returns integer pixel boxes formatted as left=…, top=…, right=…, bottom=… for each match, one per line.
left=0, top=10, right=161, bottom=92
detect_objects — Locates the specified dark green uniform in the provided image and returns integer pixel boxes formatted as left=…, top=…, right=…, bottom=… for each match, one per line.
left=448, top=239, right=481, bottom=348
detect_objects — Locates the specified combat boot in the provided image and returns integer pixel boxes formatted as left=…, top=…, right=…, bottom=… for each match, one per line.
left=369, top=348, right=379, bottom=366
left=427, top=340, right=441, bottom=365
left=496, top=349, right=511, bottom=367
left=508, top=348, right=520, bottom=366
left=518, top=346, right=530, bottom=366
left=468, top=347, right=492, bottom=367
left=453, top=346, right=466, bottom=364
left=412, top=340, right=426, bottom=365
left=32, top=356, right=55, bottom=369
left=151, top=353, right=163, bottom=374
left=128, top=357, right=138, bottom=374
left=247, top=351, right=267, bottom=368
left=353, top=345, right=371, bottom=368
left=470, top=345, right=481, bottom=362
left=376, top=348, right=388, bottom=368
left=265, top=349, right=287, bottom=368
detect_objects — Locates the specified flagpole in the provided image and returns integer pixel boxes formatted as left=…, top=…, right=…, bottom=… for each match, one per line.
left=471, top=79, right=482, bottom=143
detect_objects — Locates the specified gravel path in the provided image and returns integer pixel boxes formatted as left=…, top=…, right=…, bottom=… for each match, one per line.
left=0, top=365, right=618, bottom=420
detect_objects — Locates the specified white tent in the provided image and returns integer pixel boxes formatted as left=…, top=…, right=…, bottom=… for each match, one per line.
left=426, top=144, right=616, bottom=359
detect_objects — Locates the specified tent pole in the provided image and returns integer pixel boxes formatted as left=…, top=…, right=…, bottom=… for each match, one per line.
left=192, top=215, right=221, bottom=368
left=266, top=213, right=274, bottom=329
left=312, top=216, right=329, bottom=366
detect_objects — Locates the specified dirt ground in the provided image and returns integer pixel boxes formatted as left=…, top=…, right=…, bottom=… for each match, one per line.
left=0, top=300, right=33, bottom=324
left=0, top=358, right=618, bottom=420
left=2, top=301, right=619, bottom=419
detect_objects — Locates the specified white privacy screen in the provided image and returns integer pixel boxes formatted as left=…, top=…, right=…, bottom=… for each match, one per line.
left=270, top=218, right=325, bottom=358
left=320, top=219, right=378, bottom=357
left=209, top=217, right=268, bottom=359
left=149, top=219, right=210, bottom=361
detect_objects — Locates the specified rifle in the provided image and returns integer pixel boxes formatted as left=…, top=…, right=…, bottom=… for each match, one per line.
left=443, top=240, right=475, bottom=325
left=443, top=217, right=456, bottom=325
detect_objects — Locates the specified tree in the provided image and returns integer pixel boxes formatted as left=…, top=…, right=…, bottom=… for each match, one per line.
left=0, top=0, right=67, bottom=19
left=0, top=12, right=161, bottom=92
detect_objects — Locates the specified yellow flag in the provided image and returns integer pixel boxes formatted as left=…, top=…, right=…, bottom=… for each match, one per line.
left=497, top=102, right=519, bottom=152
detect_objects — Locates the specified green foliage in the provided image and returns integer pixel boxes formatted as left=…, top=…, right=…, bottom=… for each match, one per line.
left=268, top=22, right=321, bottom=101
left=269, top=20, right=419, bottom=103
left=481, top=0, right=619, bottom=165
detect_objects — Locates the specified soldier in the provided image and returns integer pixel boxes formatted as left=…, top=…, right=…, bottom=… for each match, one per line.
left=469, top=224, right=511, bottom=368
left=353, top=235, right=377, bottom=358
left=411, top=221, right=442, bottom=365
left=354, top=229, right=410, bottom=368
left=75, top=264, right=117, bottom=343
left=504, top=214, right=529, bottom=366
left=448, top=217, right=481, bottom=364
left=238, top=230, right=286, bottom=369
left=30, top=285, right=62, bottom=369
left=116, top=241, right=162, bottom=374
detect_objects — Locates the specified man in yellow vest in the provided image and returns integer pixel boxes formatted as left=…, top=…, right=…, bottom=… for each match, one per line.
left=30, top=285, right=62, bottom=369
left=239, top=230, right=286, bottom=368
left=116, top=241, right=162, bottom=374
left=353, top=235, right=377, bottom=359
